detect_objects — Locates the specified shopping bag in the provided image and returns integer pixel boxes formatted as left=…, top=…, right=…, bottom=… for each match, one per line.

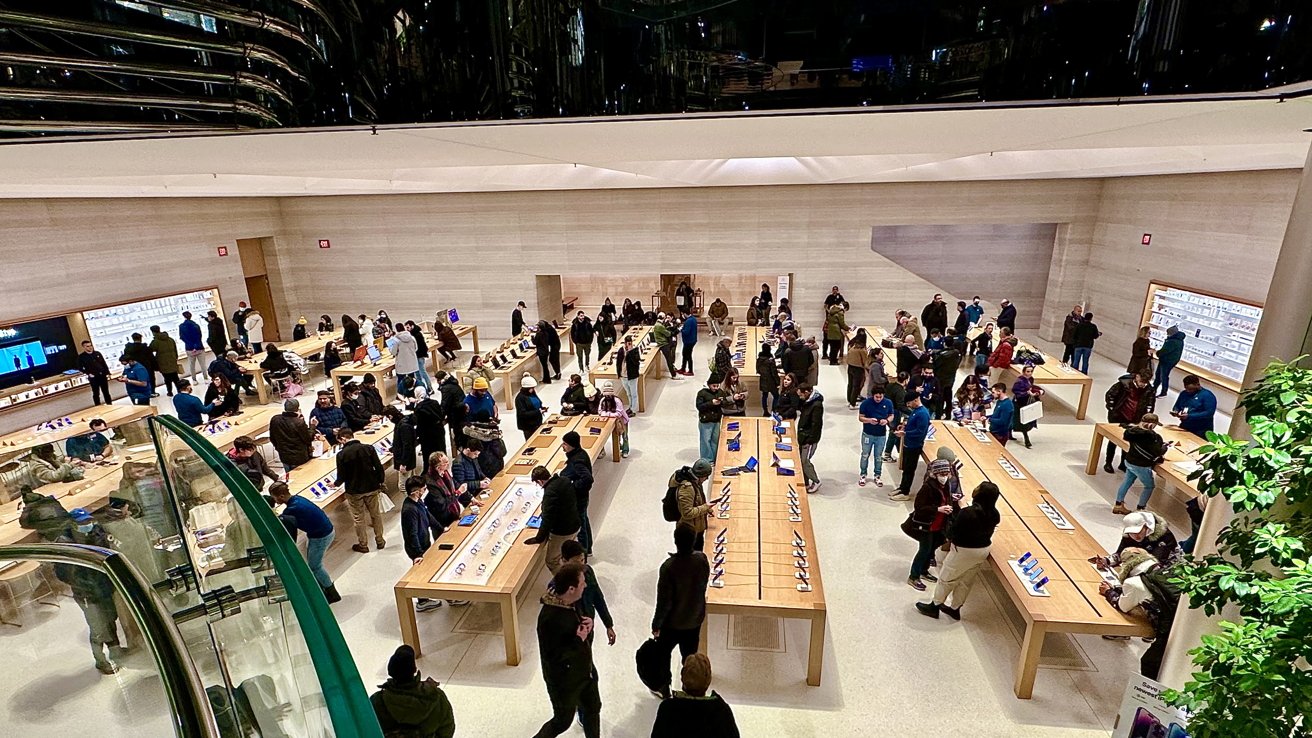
left=378, top=493, right=396, bottom=513
left=1019, top=401, right=1044, bottom=425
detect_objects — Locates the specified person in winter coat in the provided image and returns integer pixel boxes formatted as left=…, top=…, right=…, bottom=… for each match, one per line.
left=671, top=459, right=717, bottom=550
left=560, top=540, right=615, bottom=646
left=694, top=374, right=730, bottom=463
left=1153, top=325, right=1185, bottom=397
left=916, top=481, right=1001, bottom=620
left=674, top=280, right=696, bottom=315
left=533, top=320, right=562, bottom=383
left=822, top=304, right=848, bottom=365
left=653, top=315, right=679, bottom=378
left=515, top=375, right=546, bottom=440
left=757, top=344, right=780, bottom=416
left=147, top=325, right=182, bottom=395
left=226, top=436, right=279, bottom=492
left=178, top=311, right=206, bottom=380
left=706, top=298, right=729, bottom=337
left=1010, top=364, right=1045, bottom=447
left=55, top=511, right=125, bottom=674
left=930, top=342, right=963, bottom=419
left=512, top=301, right=527, bottom=337
left=430, top=319, right=461, bottom=364
left=1103, top=372, right=1157, bottom=472
left=597, top=382, right=631, bottom=457
left=392, top=328, right=423, bottom=395
left=243, top=309, right=265, bottom=353
left=902, top=316, right=924, bottom=350
left=1060, top=305, right=1084, bottom=364
left=559, top=431, right=596, bottom=554
left=797, top=385, right=825, bottom=493
left=269, top=398, right=315, bottom=470
left=1090, top=511, right=1182, bottom=585
left=970, top=323, right=995, bottom=372
left=781, top=337, right=814, bottom=379
left=1099, top=547, right=1180, bottom=680
left=559, top=374, right=589, bottom=416
left=679, top=312, right=698, bottom=376
left=1069, top=312, right=1101, bottom=374
left=341, top=314, right=363, bottom=353
left=370, top=645, right=456, bottom=738
left=205, top=310, right=228, bottom=360
left=712, top=336, right=732, bottom=379
left=1127, top=325, right=1154, bottom=377
left=383, top=406, right=418, bottom=474
left=533, top=563, right=601, bottom=738
left=746, top=298, right=761, bottom=327
left=906, top=459, right=961, bottom=591
left=952, top=301, right=971, bottom=337
left=896, top=334, right=923, bottom=377
left=595, top=313, right=618, bottom=359
left=571, top=311, right=596, bottom=372
left=995, top=299, right=1017, bottom=332
left=986, top=328, right=1017, bottom=385
left=650, top=525, right=712, bottom=699
left=20, top=444, right=84, bottom=491
left=522, top=466, right=581, bottom=575
left=1111, top=413, right=1171, bottom=514
left=341, top=382, right=377, bottom=431
left=920, top=293, right=949, bottom=335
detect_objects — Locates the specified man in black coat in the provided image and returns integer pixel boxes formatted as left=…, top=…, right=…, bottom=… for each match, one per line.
left=335, top=427, right=387, bottom=553
left=522, top=466, right=581, bottom=574
left=650, top=524, right=711, bottom=698
left=559, top=431, right=595, bottom=556
left=996, top=300, right=1018, bottom=332
left=533, top=563, right=600, bottom=738
left=781, top=338, right=814, bottom=378
left=435, top=371, right=466, bottom=448
left=412, top=385, right=447, bottom=464
left=269, top=398, right=315, bottom=471
left=921, top=293, right=949, bottom=335
left=931, top=344, right=963, bottom=419
left=512, top=301, right=526, bottom=336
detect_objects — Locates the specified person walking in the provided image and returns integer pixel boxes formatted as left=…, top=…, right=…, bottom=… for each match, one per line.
left=757, top=344, right=779, bottom=416
left=560, top=431, right=595, bottom=556
left=920, top=293, right=948, bottom=336
left=370, top=644, right=456, bottom=738
left=1103, top=373, right=1156, bottom=473
left=270, top=398, right=315, bottom=471
left=335, top=427, right=387, bottom=553
left=969, top=323, right=994, bottom=373
left=651, top=653, right=740, bottom=738
left=77, top=340, right=113, bottom=405
left=617, top=334, right=642, bottom=414
left=532, top=563, right=600, bottom=738
left=571, top=311, right=595, bottom=372
left=1127, top=326, right=1154, bottom=377
left=515, top=375, right=546, bottom=440
left=1070, top=312, right=1101, bottom=374
left=906, top=459, right=961, bottom=591
left=1111, top=413, right=1170, bottom=514
left=523, top=466, right=581, bottom=574
left=915, top=481, right=1000, bottom=618
left=671, top=459, right=716, bottom=550
left=650, top=524, right=711, bottom=699
left=546, top=320, right=563, bottom=381
left=532, top=320, right=556, bottom=385
left=890, top=393, right=930, bottom=501
left=270, top=482, right=340, bottom=602
left=1060, top=305, right=1084, bottom=365
left=857, top=385, right=894, bottom=488
left=695, top=374, right=729, bottom=464
left=1153, top=326, right=1185, bottom=397
left=1011, top=364, right=1045, bottom=448
left=179, top=311, right=206, bottom=381
left=797, top=384, right=824, bottom=493
left=560, top=540, right=616, bottom=648
left=1171, top=374, right=1217, bottom=438
left=679, top=311, right=698, bottom=376
left=844, top=330, right=872, bottom=408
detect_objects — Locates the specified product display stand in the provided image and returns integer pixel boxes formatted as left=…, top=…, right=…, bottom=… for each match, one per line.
left=586, top=325, right=663, bottom=412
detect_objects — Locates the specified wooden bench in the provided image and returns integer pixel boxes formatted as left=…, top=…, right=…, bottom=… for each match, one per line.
left=587, top=326, right=664, bottom=411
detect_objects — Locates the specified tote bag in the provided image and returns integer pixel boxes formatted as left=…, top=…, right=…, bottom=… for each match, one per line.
left=1019, top=400, right=1044, bottom=425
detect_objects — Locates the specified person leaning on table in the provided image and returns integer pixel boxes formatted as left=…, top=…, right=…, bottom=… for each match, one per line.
left=1099, top=547, right=1181, bottom=680
left=270, top=482, right=340, bottom=603
left=523, top=465, right=581, bottom=574
left=916, top=481, right=1001, bottom=620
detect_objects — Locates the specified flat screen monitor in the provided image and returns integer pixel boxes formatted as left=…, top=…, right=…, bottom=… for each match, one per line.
left=0, top=317, right=78, bottom=390
left=366, top=345, right=383, bottom=363
left=447, top=308, right=460, bottom=324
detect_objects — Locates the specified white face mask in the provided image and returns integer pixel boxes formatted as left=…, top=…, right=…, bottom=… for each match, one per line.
left=935, top=475, right=951, bottom=484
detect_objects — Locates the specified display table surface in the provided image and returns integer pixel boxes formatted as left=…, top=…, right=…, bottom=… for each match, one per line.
left=1085, top=423, right=1207, bottom=502
left=330, top=355, right=396, bottom=406
left=194, top=407, right=281, bottom=451
left=861, top=325, right=907, bottom=380
left=394, top=413, right=621, bottom=666
left=238, top=328, right=344, bottom=405
left=0, top=403, right=156, bottom=460
left=703, top=416, right=828, bottom=686
left=730, top=326, right=774, bottom=401
left=587, top=326, right=663, bottom=411
left=282, top=423, right=396, bottom=510
left=965, top=326, right=1093, bottom=420
left=470, top=325, right=573, bottom=410
left=422, top=321, right=481, bottom=374
left=921, top=420, right=1151, bottom=699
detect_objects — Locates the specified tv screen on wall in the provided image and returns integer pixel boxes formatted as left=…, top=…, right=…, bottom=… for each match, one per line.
left=0, top=317, right=79, bottom=390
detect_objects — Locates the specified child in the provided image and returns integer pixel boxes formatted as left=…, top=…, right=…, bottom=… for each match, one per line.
left=597, top=381, right=630, bottom=457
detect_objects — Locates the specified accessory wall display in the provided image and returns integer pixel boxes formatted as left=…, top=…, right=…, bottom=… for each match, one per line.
left=1140, top=281, right=1262, bottom=391
left=84, top=288, right=222, bottom=374
left=434, top=476, right=543, bottom=586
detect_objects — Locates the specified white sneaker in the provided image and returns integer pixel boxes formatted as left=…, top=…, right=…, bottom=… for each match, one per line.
left=416, top=599, right=443, bottom=612
left=874, top=476, right=883, bottom=487
left=858, top=475, right=867, bottom=487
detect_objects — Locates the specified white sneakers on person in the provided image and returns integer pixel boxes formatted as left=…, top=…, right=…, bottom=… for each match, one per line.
left=888, top=492, right=910, bottom=501
left=874, top=476, right=883, bottom=488
left=416, top=599, right=443, bottom=612
left=858, top=475, right=867, bottom=487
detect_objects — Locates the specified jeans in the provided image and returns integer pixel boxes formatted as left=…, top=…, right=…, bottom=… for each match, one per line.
left=621, top=377, right=640, bottom=411
left=698, top=421, right=720, bottom=463
left=910, top=535, right=937, bottom=579
left=89, top=375, right=111, bottom=405
left=800, top=443, right=819, bottom=486
left=1071, top=347, right=1092, bottom=374
left=409, top=368, right=432, bottom=393
left=931, top=544, right=990, bottom=607
left=74, top=594, right=121, bottom=666
left=577, top=506, right=594, bottom=554
left=578, top=343, right=591, bottom=371
left=1116, top=462, right=1156, bottom=509
left=859, top=433, right=885, bottom=477
left=898, top=446, right=923, bottom=494
left=652, top=626, right=702, bottom=691
left=680, top=344, right=695, bottom=374
left=306, top=530, right=335, bottom=588
left=1153, top=360, right=1177, bottom=396
left=974, top=353, right=988, bottom=371
left=534, top=670, right=601, bottom=738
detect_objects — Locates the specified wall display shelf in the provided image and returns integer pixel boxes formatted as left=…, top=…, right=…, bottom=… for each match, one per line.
left=84, top=288, right=223, bottom=374
left=1139, top=281, right=1262, bottom=392
left=0, top=372, right=89, bottom=411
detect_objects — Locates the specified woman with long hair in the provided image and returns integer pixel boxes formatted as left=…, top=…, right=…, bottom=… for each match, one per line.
left=597, top=381, right=630, bottom=457
left=844, top=328, right=871, bottom=408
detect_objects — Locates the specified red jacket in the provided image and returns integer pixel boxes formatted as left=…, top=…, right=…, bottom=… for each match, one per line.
left=987, top=338, right=1016, bottom=369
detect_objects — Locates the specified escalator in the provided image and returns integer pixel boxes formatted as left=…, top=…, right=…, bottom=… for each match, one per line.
left=0, top=415, right=382, bottom=737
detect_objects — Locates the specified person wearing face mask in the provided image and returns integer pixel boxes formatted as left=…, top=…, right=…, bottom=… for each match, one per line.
left=55, top=509, right=125, bottom=674
left=916, top=482, right=1000, bottom=620
left=964, top=296, right=985, bottom=326
left=904, top=459, right=960, bottom=591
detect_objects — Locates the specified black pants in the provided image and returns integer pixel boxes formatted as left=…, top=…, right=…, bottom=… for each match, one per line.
left=549, top=348, right=561, bottom=378
left=534, top=670, right=601, bottom=738
left=761, top=390, right=777, bottom=416
left=88, top=375, right=111, bottom=405
left=420, top=435, right=446, bottom=467
left=660, top=344, right=676, bottom=375
left=1141, top=630, right=1168, bottom=680
left=898, top=446, right=923, bottom=494
left=653, top=626, right=702, bottom=691
left=1104, top=442, right=1126, bottom=469
left=578, top=343, right=591, bottom=370
left=160, top=372, right=180, bottom=395
left=1062, top=343, right=1075, bottom=364
left=680, top=344, right=695, bottom=374
left=823, top=338, right=842, bottom=364
left=251, top=342, right=263, bottom=354
left=694, top=529, right=705, bottom=552
left=846, top=366, right=865, bottom=406
left=538, top=353, right=553, bottom=383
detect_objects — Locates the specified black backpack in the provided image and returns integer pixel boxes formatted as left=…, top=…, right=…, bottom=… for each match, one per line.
left=662, top=468, right=694, bottom=522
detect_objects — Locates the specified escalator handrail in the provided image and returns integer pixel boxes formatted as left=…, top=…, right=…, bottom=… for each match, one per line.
left=0, top=543, right=220, bottom=738
left=148, top=414, right=384, bottom=738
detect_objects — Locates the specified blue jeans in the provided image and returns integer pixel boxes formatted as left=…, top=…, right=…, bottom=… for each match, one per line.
left=1116, top=462, right=1156, bottom=509
left=306, top=530, right=335, bottom=588
left=910, top=535, right=937, bottom=579
left=411, top=368, right=432, bottom=393
left=974, top=352, right=988, bottom=371
left=1153, top=360, right=1177, bottom=396
left=859, top=433, right=886, bottom=477
left=578, top=508, right=594, bottom=554
left=1072, top=347, right=1092, bottom=374
left=698, top=421, right=720, bottom=463
left=884, top=414, right=902, bottom=457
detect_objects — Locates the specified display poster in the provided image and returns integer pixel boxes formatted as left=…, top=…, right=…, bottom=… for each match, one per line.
left=776, top=275, right=791, bottom=303
left=1112, top=676, right=1191, bottom=738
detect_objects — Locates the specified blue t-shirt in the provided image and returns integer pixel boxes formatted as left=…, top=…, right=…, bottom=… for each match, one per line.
left=124, top=362, right=151, bottom=399
left=282, top=495, right=333, bottom=539
left=859, top=397, right=894, bottom=436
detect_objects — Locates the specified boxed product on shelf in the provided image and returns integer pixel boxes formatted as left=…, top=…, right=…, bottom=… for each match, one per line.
left=1141, top=281, right=1262, bottom=391
left=84, top=289, right=222, bottom=374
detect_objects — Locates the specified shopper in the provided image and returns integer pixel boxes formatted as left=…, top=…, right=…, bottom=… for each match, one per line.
left=77, top=341, right=113, bottom=405
left=383, top=406, right=418, bottom=474
left=1127, top=326, right=1154, bottom=377
left=512, top=301, right=527, bottom=336
left=844, top=329, right=872, bottom=407
left=951, top=382, right=986, bottom=422
left=452, top=440, right=492, bottom=496
left=651, top=653, right=740, bottom=738
left=1104, top=372, right=1157, bottom=472
left=597, top=382, right=630, bottom=457
left=916, top=481, right=1000, bottom=618
left=400, top=476, right=448, bottom=612
left=515, top=375, right=546, bottom=440
left=707, top=298, right=728, bottom=337
left=1112, top=413, right=1170, bottom=514
left=1069, top=312, right=1101, bottom=374
left=822, top=304, right=848, bottom=365
left=1171, top=375, right=1217, bottom=438
left=309, top=390, right=348, bottom=445
left=270, top=482, right=339, bottom=603
left=921, top=293, right=948, bottom=336
left=774, top=371, right=800, bottom=419
left=650, top=524, right=711, bottom=698
left=866, top=346, right=888, bottom=394
left=369, top=644, right=456, bottom=738
left=532, top=563, right=600, bottom=738
left=1153, top=326, right=1185, bottom=397
left=208, top=349, right=254, bottom=396
left=1011, top=364, right=1045, bottom=448
left=891, top=393, right=930, bottom=501
left=906, top=459, right=961, bottom=591
left=654, top=314, right=680, bottom=378
left=986, top=328, right=1016, bottom=385
left=930, top=338, right=962, bottom=418
left=671, top=459, right=716, bottom=551
left=908, top=364, right=939, bottom=420
left=178, top=311, right=206, bottom=380
left=203, top=373, right=240, bottom=419
left=523, top=466, right=581, bottom=574
left=883, top=372, right=910, bottom=462
left=969, top=323, right=994, bottom=372
left=20, top=444, right=84, bottom=491
left=595, top=313, right=617, bottom=359
left=995, top=299, right=1017, bottom=332
left=857, top=385, right=893, bottom=488
left=117, top=354, right=152, bottom=405
left=797, top=384, right=825, bottom=493
left=341, top=382, right=376, bottom=432
left=952, top=300, right=971, bottom=337
left=1100, top=547, right=1180, bottom=680
left=695, top=374, right=729, bottom=464
left=560, top=431, right=595, bottom=556
left=171, top=380, right=214, bottom=427
left=545, top=321, right=563, bottom=381
left=757, top=344, right=780, bottom=416
left=55, top=510, right=124, bottom=674
left=679, top=311, right=698, bottom=376
left=1060, top=305, right=1084, bottom=365
left=270, top=398, right=315, bottom=471
left=244, top=309, right=265, bottom=353
left=226, top=436, right=279, bottom=492
left=571, top=311, right=595, bottom=372
left=560, top=540, right=615, bottom=647
left=610, top=335, right=639, bottom=412
left=781, top=334, right=814, bottom=379
left=988, top=383, right=1014, bottom=445
left=335, top=427, right=387, bottom=553
left=205, top=310, right=228, bottom=360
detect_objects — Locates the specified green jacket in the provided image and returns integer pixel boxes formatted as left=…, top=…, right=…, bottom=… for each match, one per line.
left=652, top=322, right=674, bottom=347
left=671, top=469, right=711, bottom=535
left=370, top=678, right=455, bottom=738
left=823, top=308, right=848, bottom=340
left=150, top=332, right=179, bottom=372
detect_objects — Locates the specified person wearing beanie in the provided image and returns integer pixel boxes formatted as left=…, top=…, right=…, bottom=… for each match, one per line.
left=650, top=525, right=712, bottom=699
left=671, top=459, right=719, bottom=551
left=269, top=397, right=316, bottom=470
left=695, top=374, right=729, bottom=464
left=1153, top=325, right=1186, bottom=397
left=1112, top=413, right=1170, bottom=514
left=1099, top=546, right=1180, bottom=680
left=533, top=563, right=601, bottom=738
left=905, top=458, right=961, bottom=591
left=515, top=374, right=546, bottom=440
left=370, top=644, right=456, bottom=738
left=916, top=482, right=1000, bottom=620
left=1090, top=511, right=1182, bottom=574
left=463, top=375, right=499, bottom=425
left=54, top=509, right=124, bottom=674
left=651, top=653, right=740, bottom=737
left=597, top=380, right=630, bottom=457
left=560, top=431, right=596, bottom=556
left=559, top=373, right=589, bottom=416
left=523, top=466, right=581, bottom=574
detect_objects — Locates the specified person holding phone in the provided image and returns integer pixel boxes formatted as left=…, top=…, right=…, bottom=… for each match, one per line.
left=916, top=482, right=1000, bottom=619
left=671, top=459, right=718, bottom=551
left=906, top=459, right=960, bottom=591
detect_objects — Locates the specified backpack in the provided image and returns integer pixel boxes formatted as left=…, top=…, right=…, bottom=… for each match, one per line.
left=662, top=468, right=694, bottom=522
left=636, top=637, right=671, bottom=693
left=18, top=490, right=70, bottom=541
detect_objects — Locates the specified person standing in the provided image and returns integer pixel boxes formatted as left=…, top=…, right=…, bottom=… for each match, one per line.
left=512, top=301, right=527, bottom=336
left=1153, top=326, right=1186, bottom=397
left=679, top=311, right=699, bottom=376
left=116, top=354, right=152, bottom=405
left=370, top=645, right=456, bottom=737
left=1060, top=305, right=1084, bottom=365
left=595, top=313, right=617, bottom=359
left=952, top=300, right=971, bottom=337
left=179, top=311, right=206, bottom=381
left=560, top=431, right=595, bottom=557
left=412, top=385, right=448, bottom=464
left=335, top=427, right=387, bottom=553
left=1070, top=312, right=1101, bottom=374
left=672, top=459, right=716, bottom=551
left=915, top=482, right=1000, bottom=619
left=675, top=280, right=695, bottom=316
left=55, top=510, right=125, bottom=674
left=243, top=309, right=265, bottom=354
left=1171, top=374, right=1217, bottom=438
left=270, top=398, right=315, bottom=471
left=231, top=301, right=251, bottom=348
left=205, top=310, right=228, bottom=360
left=906, top=459, right=961, bottom=591
left=988, top=383, right=1014, bottom=445
left=523, top=466, right=581, bottom=574
left=405, top=320, right=434, bottom=391
left=695, top=374, right=728, bottom=464
left=964, top=296, right=985, bottom=326
left=757, top=344, right=779, bottom=416
left=650, top=524, right=711, bottom=699
left=920, top=293, right=948, bottom=336
left=571, top=311, right=595, bottom=372
left=969, top=323, right=994, bottom=372
left=392, top=326, right=422, bottom=396
left=986, top=328, right=1017, bottom=386
left=653, top=314, right=679, bottom=379
left=890, top=393, right=930, bottom=501
left=651, top=653, right=740, bottom=738
left=706, top=298, right=728, bottom=337
left=341, top=314, right=363, bottom=354
left=1011, top=364, right=1045, bottom=448
left=1100, top=547, right=1181, bottom=680
left=122, top=332, right=158, bottom=396
left=615, top=335, right=641, bottom=414
left=515, top=375, right=546, bottom=440
left=995, top=299, right=1017, bottom=332
left=824, top=286, right=849, bottom=312
left=822, top=304, right=848, bottom=365
left=1103, top=372, right=1156, bottom=472
left=399, top=476, right=448, bottom=612
left=1113, top=413, right=1170, bottom=514
left=270, top=482, right=340, bottom=602
left=797, top=384, right=825, bottom=493
left=546, top=321, right=563, bottom=381
left=857, top=385, right=893, bottom=488
left=883, top=372, right=909, bottom=462
left=77, top=340, right=113, bottom=405
left=930, top=338, right=962, bottom=419
left=532, top=320, right=555, bottom=385
left=1127, top=326, right=1154, bottom=377
left=532, top=563, right=600, bottom=738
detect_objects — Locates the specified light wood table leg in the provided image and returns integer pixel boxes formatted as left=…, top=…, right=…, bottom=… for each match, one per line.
left=806, top=611, right=826, bottom=686
left=331, top=371, right=344, bottom=405
left=1076, top=380, right=1091, bottom=420
left=471, top=327, right=480, bottom=355
left=503, top=376, right=516, bottom=410
left=611, top=425, right=621, bottom=462
left=377, top=369, right=394, bottom=405
left=1013, top=620, right=1047, bottom=699
left=500, top=594, right=521, bottom=666
left=1085, top=427, right=1105, bottom=476
left=396, top=590, right=421, bottom=656
left=637, top=376, right=646, bottom=413
left=698, top=617, right=709, bottom=655
left=253, top=371, right=270, bottom=405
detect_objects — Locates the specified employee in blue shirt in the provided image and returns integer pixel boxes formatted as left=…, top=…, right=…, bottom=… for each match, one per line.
left=270, top=481, right=340, bottom=603
left=172, top=380, right=215, bottom=427
left=988, top=383, right=1015, bottom=446
left=964, top=296, right=985, bottom=326
left=1171, top=374, right=1217, bottom=438
left=857, top=386, right=894, bottom=488
left=117, top=355, right=152, bottom=405
left=892, top=393, right=931, bottom=501
left=679, top=311, right=699, bottom=376
left=66, top=419, right=114, bottom=461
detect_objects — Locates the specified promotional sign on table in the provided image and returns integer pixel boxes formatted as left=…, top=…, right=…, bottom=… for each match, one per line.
left=1111, top=676, right=1190, bottom=738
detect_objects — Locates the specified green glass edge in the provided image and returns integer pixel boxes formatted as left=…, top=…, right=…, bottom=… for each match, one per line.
left=151, top=415, right=383, bottom=738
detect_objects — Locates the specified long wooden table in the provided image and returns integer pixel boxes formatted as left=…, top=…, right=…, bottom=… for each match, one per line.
left=330, top=354, right=396, bottom=406
left=731, top=326, right=773, bottom=402
left=587, top=326, right=663, bottom=411
left=922, top=420, right=1151, bottom=698
left=703, top=417, right=828, bottom=686
left=394, top=413, right=621, bottom=665
left=473, top=325, right=574, bottom=410
left=282, top=422, right=396, bottom=510
left=861, top=325, right=905, bottom=380
left=0, top=404, right=156, bottom=460
left=1085, top=423, right=1207, bottom=504
left=238, top=328, right=344, bottom=405
left=966, top=326, right=1093, bottom=420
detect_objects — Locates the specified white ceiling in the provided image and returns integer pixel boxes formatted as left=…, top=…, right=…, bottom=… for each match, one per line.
left=0, top=96, right=1309, bottom=198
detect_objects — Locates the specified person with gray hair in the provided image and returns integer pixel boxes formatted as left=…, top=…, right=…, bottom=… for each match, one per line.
left=269, top=397, right=317, bottom=471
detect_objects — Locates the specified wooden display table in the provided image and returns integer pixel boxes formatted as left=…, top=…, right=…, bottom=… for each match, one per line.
left=1084, top=423, right=1206, bottom=502
left=466, top=325, right=572, bottom=410
left=394, top=414, right=621, bottom=665
left=587, top=326, right=663, bottom=411
left=730, top=326, right=774, bottom=402
left=702, top=417, right=828, bottom=686
left=238, top=329, right=344, bottom=405
left=965, top=326, right=1093, bottom=420
left=0, top=404, right=156, bottom=461
left=860, top=325, right=905, bottom=380
left=330, top=355, right=396, bottom=406
left=921, top=420, right=1151, bottom=698
left=281, top=423, right=396, bottom=510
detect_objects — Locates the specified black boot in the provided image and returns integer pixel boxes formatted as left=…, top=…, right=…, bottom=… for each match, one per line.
left=323, top=584, right=342, bottom=604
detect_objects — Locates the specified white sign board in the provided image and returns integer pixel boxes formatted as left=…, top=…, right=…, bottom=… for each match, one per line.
left=776, top=275, right=791, bottom=303
left=1112, top=676, right=1191, bottom=738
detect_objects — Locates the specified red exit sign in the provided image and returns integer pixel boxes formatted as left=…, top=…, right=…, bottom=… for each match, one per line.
left=217, top=246, right=229, bottom=257
left=318, top=239, right=331, bottom=249
left=1141, top=233, right=1152, bottom=245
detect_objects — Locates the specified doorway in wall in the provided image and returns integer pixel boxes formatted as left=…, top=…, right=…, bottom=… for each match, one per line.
left=235, top=237, right=282, bottom=342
